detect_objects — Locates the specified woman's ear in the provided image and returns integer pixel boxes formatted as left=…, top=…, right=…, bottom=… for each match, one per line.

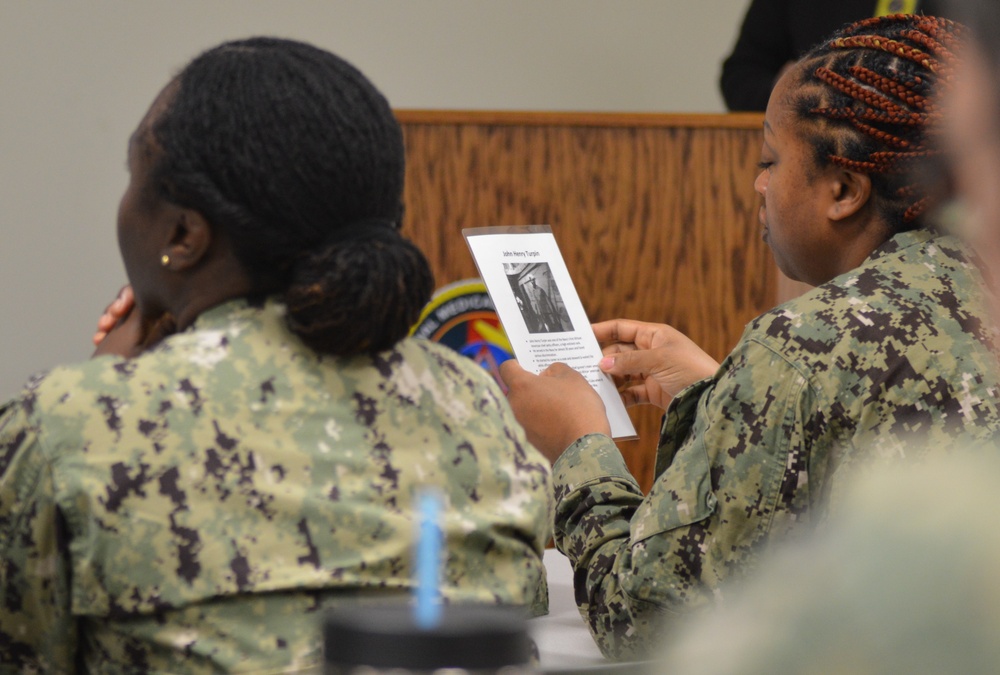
left=826, top=169, right=873, bottom=222
left=160, top=209, right=213, bottom=271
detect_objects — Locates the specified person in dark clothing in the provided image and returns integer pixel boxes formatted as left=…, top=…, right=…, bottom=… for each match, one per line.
left=720, top=0, right=948, bottom=111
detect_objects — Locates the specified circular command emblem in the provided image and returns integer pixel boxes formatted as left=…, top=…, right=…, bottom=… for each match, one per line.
left=411, top=279, right=513, bottom=389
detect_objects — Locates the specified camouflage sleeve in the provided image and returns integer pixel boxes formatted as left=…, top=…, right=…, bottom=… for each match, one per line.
left=552, top=339, right=812, bottom=659
left=0, top=398, right=77, bottom=671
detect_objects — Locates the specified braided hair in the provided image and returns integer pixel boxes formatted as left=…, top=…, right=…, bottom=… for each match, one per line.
left=791, top=14, right=963, bottom=229
left=147, top=37, right=433, bottom=357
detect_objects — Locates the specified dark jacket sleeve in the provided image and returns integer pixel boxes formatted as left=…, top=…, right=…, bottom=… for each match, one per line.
left=720, top=0, right=792, bottom=111
left=720, top=0, right=953, bottom=112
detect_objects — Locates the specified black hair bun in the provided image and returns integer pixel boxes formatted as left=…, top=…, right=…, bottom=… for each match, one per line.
left=284, top=226, right=434, bottom=356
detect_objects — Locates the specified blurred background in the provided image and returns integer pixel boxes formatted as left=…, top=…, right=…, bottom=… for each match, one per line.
left=0, top=0, right=750, bottom=397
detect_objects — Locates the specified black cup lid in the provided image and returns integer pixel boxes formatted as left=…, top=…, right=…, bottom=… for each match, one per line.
left=324, top=604, right=532, bottom=670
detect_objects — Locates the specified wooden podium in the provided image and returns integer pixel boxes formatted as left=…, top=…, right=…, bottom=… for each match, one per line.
left=397, top=110, right=778, bottom=493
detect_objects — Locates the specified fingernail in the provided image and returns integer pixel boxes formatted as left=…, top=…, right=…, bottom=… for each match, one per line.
left=599, top=356, right=614, bottom=371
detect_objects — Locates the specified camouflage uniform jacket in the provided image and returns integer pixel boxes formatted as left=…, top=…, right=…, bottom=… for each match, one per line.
left=551, top=230, right=1000, bottom=659
left=0, top=297, right=553, bottom=673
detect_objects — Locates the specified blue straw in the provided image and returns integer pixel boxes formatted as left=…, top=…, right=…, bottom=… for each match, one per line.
left=414, top=490, right=444, bottom=629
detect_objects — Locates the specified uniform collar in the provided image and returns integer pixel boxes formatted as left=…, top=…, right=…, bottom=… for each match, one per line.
left=189, top=295, right=281, bottom=331
left=865, top=228, right=939, bottom=263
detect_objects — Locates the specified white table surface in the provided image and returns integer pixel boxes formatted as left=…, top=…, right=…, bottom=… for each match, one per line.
left=530, top=549, right=609, bottom=670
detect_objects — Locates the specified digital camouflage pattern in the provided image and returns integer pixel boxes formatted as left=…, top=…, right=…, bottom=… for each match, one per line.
left=0, top=297, right=553, bottom=673
left=657, top=452, right=1000, bottom=674
left=552, top=230, right=1000, bottom=659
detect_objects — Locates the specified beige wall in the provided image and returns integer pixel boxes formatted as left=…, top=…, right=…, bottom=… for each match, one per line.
left=0, top=0, right=750, bottom=397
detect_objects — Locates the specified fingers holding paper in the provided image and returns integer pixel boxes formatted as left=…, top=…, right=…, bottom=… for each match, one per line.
left=499, top=360, right=612, bottom=464
left=593, top=319, right=720, bottom=409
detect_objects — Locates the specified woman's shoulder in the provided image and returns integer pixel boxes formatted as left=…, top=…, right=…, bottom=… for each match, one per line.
left=743, top=230, right=994, bottom=369
left=0, top=354, right=141, bottom=434
left=391, top=338, right=503, bottom=386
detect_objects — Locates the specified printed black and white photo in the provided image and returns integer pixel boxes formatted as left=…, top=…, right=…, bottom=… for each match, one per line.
left=503, top=262, right=574, bottom=334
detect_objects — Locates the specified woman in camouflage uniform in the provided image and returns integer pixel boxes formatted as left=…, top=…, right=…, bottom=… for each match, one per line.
left=0, top=38, right=552, bottom=672
left=502, top=14, right=1000, bottom=659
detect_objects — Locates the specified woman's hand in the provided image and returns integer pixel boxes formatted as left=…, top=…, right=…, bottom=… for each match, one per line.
left=92, top=286, right=176, bottom=358
left=593, top=319, right=720, bottom=410
left=499, top=360, right=611, bottom=464
left=92, top=286, right=134, bottom=347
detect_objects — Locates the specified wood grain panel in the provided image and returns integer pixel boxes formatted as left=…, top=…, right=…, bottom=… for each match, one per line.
left=398, top=111, right=774, bottom=493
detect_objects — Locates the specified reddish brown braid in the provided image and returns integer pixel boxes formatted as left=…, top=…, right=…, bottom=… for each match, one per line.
left=792, top=14, right=963, bottom=229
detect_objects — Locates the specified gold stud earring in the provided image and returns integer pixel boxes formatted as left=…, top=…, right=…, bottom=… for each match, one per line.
left=161, top=254, right=170, bottom=267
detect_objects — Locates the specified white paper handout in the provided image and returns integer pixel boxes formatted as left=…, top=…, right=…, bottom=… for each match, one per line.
left=463, top=225, right=637, bottom=440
